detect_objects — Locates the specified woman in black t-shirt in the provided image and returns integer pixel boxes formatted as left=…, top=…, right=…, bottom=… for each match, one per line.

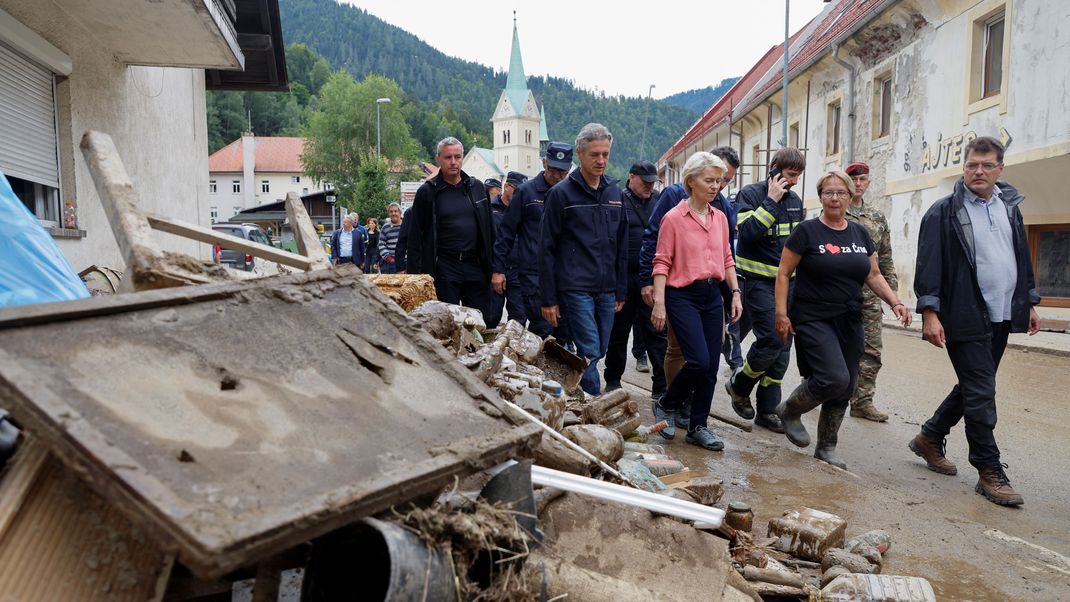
left=772, top=171, right=911, bottom=469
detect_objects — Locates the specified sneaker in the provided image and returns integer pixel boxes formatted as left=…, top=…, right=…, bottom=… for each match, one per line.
left=635, top=356, right=650, bottom=373
left=725, top=378, right=755, bottom=420
left=850, top=403, right=889, bottom=422
left=653, top=400, right=677, bottom=440
left=675, top=413, right=691, bottom=430
left=685, top=426, right=724, bottom=451
left=975, top=464, right=1024, bottom=506
left=754, top=412, right=785, bottom=433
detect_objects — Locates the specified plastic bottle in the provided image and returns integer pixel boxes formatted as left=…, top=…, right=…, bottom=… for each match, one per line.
left=817, top=574, right=936, bottom=602
left=627, top=420, right=669, bottom=442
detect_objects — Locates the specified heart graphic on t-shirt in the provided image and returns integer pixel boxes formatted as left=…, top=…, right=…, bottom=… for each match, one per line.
left=825, top=243, right=841, bottom=254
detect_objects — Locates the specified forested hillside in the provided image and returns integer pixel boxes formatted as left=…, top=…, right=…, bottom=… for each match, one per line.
left=662, top=78, right=741, bottom=115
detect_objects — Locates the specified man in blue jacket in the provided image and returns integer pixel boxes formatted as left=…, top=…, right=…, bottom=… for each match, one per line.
left=486, top=171, right=527, bottom=326
left=493, top=142, right=573, bottom=336
left=330, top=215, right=366, bottom=268
left=909, top=136, right=1040, bottom=507
left=540, top=124, right=628, bottom=395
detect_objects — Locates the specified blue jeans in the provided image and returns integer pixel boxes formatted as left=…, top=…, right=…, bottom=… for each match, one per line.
left=559, top=291, right=617, bottom=395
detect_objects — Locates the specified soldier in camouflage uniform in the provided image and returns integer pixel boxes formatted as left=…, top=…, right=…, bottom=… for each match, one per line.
left=844, top=162, right=898, bottom=422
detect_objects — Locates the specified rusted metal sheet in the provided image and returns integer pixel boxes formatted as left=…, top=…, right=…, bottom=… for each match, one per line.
left=0, top=270, right=540, bottom=578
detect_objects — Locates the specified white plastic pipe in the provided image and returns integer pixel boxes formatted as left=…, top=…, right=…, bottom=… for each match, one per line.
left=531, top=465, right=725, bottom=526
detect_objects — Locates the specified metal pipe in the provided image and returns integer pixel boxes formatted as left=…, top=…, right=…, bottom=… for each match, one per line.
left=831, top=43, right=856, bottom=163
left=531, top=465, right=725, bottom=526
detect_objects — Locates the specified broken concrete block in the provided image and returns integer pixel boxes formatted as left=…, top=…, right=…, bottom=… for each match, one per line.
left=617, top=459, right=667, bottom=492
left=563, top=425, right=624, bottom=464
left=845, top=529, right=892, bottom=555
left=622, top=442, right=666, bottom=455
left=821, top=548, right=880, bottom=574
left=684, top=476, right=725, bottom=506
left=767, top=507, right=847, bottom=562
left=640, top=458, right=686, bottom=477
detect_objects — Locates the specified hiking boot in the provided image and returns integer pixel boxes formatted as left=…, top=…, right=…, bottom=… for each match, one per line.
left=635, top=356, right=650, bottom=373
left=685, top=426, right=724, bottom=451
left=976, top=464, right=1024, bottom=506
left=850, top=403, right=889, bottom=422
left=908, top=432, right=958, bottom=475
left=653, top=400, right=676, bottom=440
left=775, top=382, right=821, bottom=448
left=813, top=403, right=848, bottom=469
left=754, top=412, right=785, bottom=433
left=725, top=377, right=755, bottom=420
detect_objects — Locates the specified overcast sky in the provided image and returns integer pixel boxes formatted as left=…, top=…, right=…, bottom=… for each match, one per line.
left=340, top=0, right=832, bottom=98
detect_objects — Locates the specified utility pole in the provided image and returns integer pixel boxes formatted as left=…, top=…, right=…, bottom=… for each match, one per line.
left=639, top=83, right=655, bottom=159
left=781, top=0, right=790, bottom=147
left=376, top=97, right=391, bottom=158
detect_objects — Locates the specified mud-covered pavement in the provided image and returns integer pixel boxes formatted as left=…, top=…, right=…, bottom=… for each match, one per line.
left=621, top=327, right=1070, bottom=601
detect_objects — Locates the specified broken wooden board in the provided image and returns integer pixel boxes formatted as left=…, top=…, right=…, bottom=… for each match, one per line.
left=0, top=269, right=540, bottom=578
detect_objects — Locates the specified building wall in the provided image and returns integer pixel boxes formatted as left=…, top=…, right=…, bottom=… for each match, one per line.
left=0, top=1, right=209, bottom=270
left=207, top=171, right=308, bottom=222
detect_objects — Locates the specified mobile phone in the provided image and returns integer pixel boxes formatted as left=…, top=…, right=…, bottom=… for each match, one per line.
left=767, top=166, right=783, bottom=182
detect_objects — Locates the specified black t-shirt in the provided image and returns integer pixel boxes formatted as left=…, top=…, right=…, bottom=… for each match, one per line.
left=435, top=183, right=478, bottom=254
left=785, top=219, right=875, bottom=324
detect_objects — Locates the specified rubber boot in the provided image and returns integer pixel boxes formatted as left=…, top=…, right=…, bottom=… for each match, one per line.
left=813, top=402, right=848, bottom=469
left=774, top=381, right=822, bottom=448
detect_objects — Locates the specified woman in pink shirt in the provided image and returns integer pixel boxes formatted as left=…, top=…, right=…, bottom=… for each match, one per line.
left=650, top=152, right=743, bottom=451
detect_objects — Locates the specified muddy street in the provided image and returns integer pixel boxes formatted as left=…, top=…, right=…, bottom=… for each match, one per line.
left=622, top=327, right=1070, bottom=601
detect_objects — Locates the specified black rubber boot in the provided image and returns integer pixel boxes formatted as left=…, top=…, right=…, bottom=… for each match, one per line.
left=774, top=381, right=821, bottom=448
left=813, top=402, right=848, bottom=469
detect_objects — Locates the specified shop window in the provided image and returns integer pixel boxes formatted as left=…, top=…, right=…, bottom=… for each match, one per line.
left=1030, top=225, right=1070, bottom=307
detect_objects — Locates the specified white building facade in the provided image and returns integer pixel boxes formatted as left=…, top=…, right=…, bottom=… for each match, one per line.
left=207, top=134, right=312, bottom=223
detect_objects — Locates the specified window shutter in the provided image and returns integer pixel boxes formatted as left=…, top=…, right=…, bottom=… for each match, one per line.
left=0, top=41, right=59, bottom=188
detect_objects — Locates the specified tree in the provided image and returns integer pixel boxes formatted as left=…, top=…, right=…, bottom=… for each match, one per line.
left=301, top=72, right=421, bottom=205
left=352, top=153, right=396, bottom=220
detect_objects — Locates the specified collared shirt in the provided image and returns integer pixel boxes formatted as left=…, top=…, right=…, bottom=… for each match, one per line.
left=652, top=200, right=735, bottom=289
left=339, top=229, right=353, bottom=257
left=963, top=186, right=1016, bottom=321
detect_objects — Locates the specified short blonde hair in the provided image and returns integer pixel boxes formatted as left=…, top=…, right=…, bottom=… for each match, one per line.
left=816, top=170, right=855, bottom=197
left=680, top=152, right=727, bottom=197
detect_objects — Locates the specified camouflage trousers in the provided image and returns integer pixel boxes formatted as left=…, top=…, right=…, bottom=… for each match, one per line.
left=851, top=296, right=884, bottom=409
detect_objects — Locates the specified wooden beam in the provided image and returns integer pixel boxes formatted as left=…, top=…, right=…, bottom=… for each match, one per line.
left=146, top=214, right=315, bottom=270
left=285, top=192, right=331, bottom=270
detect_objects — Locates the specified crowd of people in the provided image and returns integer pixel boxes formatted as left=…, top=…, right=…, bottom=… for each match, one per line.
left=330, top=129, right=1039, bottom=507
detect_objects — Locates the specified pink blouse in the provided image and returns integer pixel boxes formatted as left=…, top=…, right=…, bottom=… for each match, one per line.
left=652, top=200, right=735, bottom=288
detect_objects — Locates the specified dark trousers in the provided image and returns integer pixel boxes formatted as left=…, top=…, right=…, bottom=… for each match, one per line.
left=794, top=314, right=864, bottom=410
left=485, top=271, right=526, bottom=328
left=604, top=277, right=667, bottom=396
left=733, top=278, right=794, bottom=413
left=380, top=259, right=398, bottom=274
left=661, top=281, right=724, bottom=431
left=723, top=313, right=743, bottom=370
left=434, top=256, right=491, bottom=318
left=923, top=321, right=1010, bottom=470
left=520, top=273, right=571, bottom=343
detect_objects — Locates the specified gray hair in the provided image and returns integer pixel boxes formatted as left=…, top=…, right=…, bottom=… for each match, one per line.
left=387, top=202, right=401, bottom=211
left=436, top=137, right=463, bottom=156
left=575, top=123, right=613, bottom=154
left=680, top=152, right=727, bottom=197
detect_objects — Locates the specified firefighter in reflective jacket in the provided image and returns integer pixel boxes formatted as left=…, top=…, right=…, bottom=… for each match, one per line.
left=725, top=147, right=806, bottom=432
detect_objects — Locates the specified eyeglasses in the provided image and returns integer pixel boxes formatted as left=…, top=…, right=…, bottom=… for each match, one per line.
left=820, top=190, right=851, bottom=199
left=964, top=162, right=1001, bottom=172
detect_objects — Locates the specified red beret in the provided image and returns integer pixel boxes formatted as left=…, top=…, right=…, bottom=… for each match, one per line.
left=845, top=162, right=869, bottom=176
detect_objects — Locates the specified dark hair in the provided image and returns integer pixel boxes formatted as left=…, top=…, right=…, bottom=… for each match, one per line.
left=965, top=136, right=1005, bottom=163
left=770, top=147, right=806, bottom=172
left=711, top=146, right=741, bottom=169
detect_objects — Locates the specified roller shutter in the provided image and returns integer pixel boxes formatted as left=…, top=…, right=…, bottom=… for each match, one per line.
left=0, top=40, right=59, bottom=188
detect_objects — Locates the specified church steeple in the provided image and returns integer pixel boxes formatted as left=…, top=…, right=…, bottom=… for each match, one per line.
left=505, top=12, right=529, bottom=114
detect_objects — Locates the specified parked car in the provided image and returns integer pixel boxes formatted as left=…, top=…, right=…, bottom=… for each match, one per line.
left=211, top=222, right=272, bottom=271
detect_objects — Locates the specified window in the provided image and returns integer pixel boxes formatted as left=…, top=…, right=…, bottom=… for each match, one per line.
left=981, top=15, right=1004, bottom=99
left=232, top=180, right=241, bottom=193
left=752, top=145, right=761, bottom=183
left=210, top=206, right=219, bottom=224
left=261, top=180, right=270, bottom=193
left=527, top=155, right=532, bottom=169
left=876, top=75, right=893, bottom=138
left=0, top=41, right=61, bottom=225
left=209, top=180, right=217, bottom=194
left=302, top=187, right=308, bottom=195
left=503, top=155, right=509, bottom=169
left=827, top=101, right=842, bottom=155
left=1029, top=224, right=1070, bottom=306
left=789, top=123, right=800, bottom=149
left=291, top=175, right=301, bottom=184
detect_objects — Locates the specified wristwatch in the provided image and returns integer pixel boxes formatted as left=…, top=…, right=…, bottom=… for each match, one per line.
left=731, top=288, right=742, bottom=295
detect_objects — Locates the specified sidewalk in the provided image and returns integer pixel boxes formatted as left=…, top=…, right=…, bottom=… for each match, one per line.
left=885, top=318, right=1070, bottom=357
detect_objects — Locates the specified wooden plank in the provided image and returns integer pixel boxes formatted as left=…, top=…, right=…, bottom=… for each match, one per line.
left=285, top=192, right=331, bottom=270
left=0, top=436, right=48, bottom=538
left=0, top=268, right=538, bottom=578
left=146, top=214, right=314, bottom=271
left=660, top=468, right=692, bottom=485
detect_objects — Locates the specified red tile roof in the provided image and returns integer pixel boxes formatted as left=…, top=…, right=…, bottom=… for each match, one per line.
left=208, top=136, right=306, bottom=173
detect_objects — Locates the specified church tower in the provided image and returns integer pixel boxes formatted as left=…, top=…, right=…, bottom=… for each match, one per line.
left=492, top=15, right=542, bottom=177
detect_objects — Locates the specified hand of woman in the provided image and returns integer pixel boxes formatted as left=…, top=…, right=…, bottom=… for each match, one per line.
left=775, top=313, right=794, bottom=344
left=730, top=295, right=743, bottom=324
left=893, top=303, right=912, bottom=328
left=651, top=301, right=667, bottom=332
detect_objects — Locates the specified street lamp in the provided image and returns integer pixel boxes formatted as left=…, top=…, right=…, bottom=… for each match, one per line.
left=639, top=83, right=655, bottom=159
left=376, top=97, right=391, bottom=159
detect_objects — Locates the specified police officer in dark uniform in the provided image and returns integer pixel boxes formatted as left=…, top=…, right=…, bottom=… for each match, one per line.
left=725, top=147, right=807, bottom=432
left=486, top=171, right=528, bottom=327
left=407, top=137, right=495, bottom=316
left=493, top=142, right=573, bottom=337
left=484, top=178, right=502, bottom=203
left=604, top=160, right=667, bottom=397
